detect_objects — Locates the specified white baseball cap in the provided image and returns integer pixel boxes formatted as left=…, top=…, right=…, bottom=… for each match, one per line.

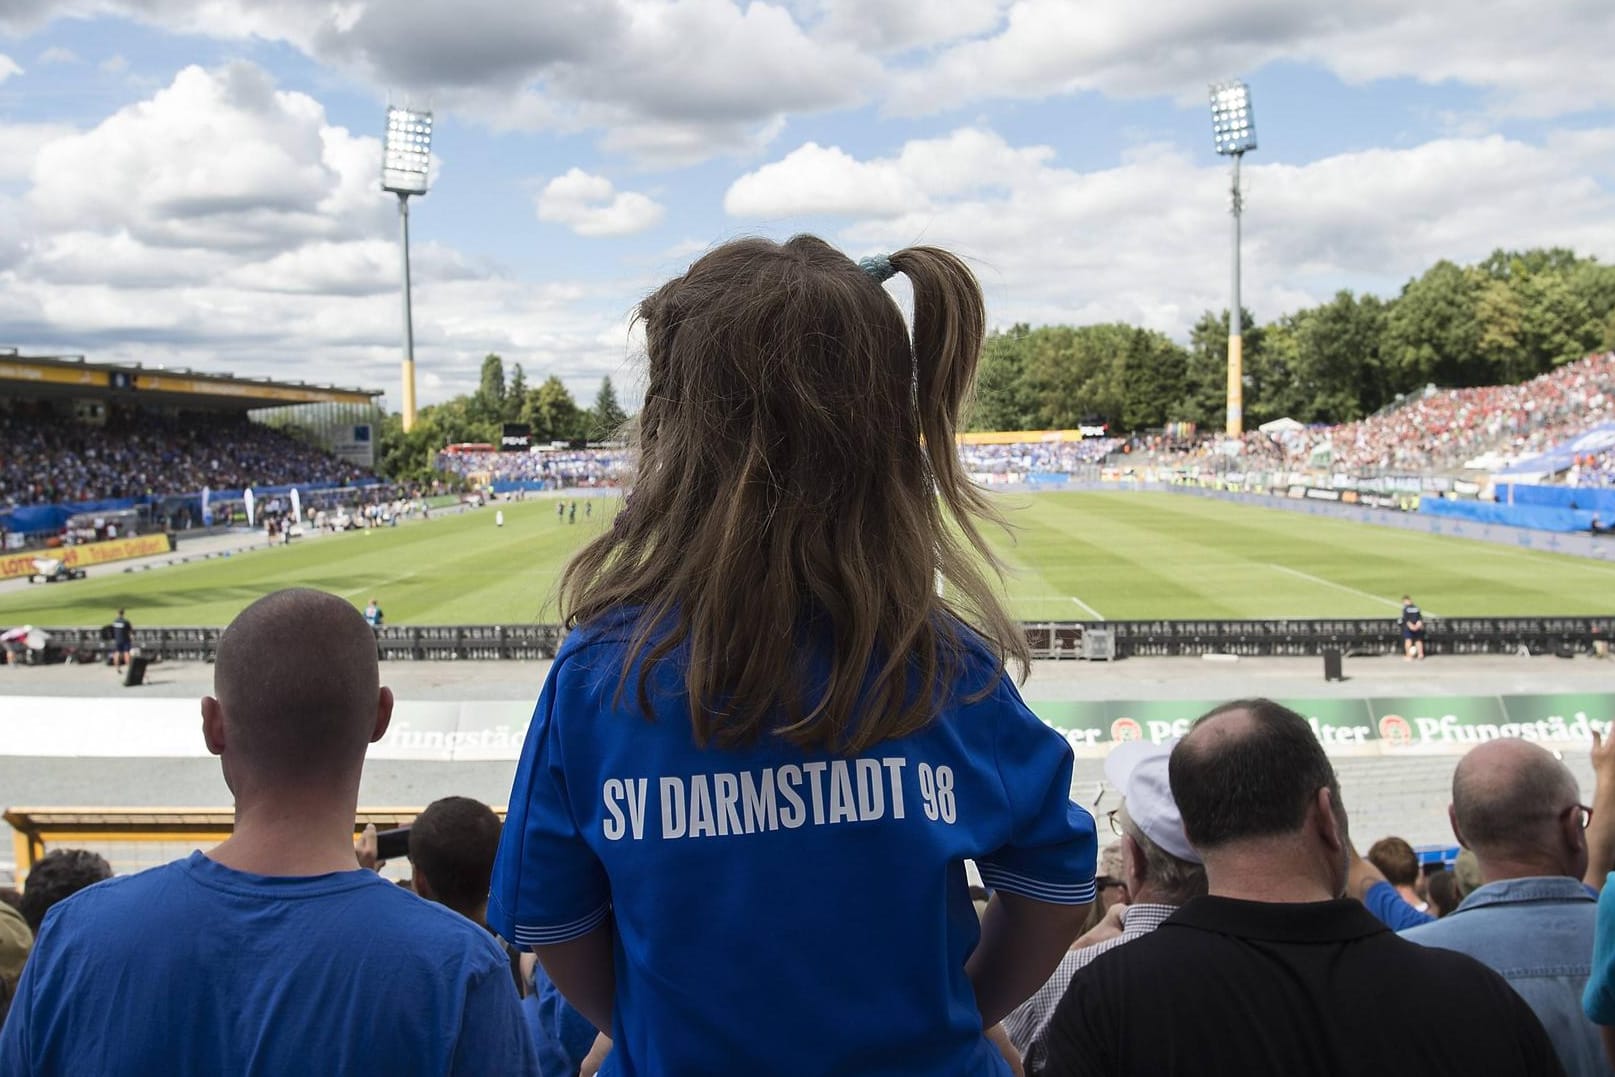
left=1103, top=738, right=1201, bottom=864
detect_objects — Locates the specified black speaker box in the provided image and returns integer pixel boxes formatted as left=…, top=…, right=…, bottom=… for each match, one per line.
left=123, top=656, right=149, bottom=687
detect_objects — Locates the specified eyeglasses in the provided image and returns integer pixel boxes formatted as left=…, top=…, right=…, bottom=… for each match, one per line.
left=1106, top=809, right=1123, bottom=837
left=1565, top=804, right=1594, bottom=830
left=1095, top=877, right=1129, bottom=893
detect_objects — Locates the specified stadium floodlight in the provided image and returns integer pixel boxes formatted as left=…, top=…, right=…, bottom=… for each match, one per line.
left=1209, top=80, right=1256, bottom=437
left=381, top=105, right=433, bottom=433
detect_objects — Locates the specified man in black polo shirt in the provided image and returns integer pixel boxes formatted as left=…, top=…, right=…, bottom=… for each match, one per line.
left=1043, top=698, right=1562, bottom=1077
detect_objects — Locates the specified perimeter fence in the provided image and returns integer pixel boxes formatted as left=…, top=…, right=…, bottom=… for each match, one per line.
left=31, top=617, right=1614, bottom=663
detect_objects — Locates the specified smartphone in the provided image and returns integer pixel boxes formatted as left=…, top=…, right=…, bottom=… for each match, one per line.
left=376, top=825, right=411, bottom=862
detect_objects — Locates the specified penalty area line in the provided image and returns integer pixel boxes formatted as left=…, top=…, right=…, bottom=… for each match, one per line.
left=1069, top=596, right=1106, bottom=621
left=1266, top=563, right=1409, bottom=612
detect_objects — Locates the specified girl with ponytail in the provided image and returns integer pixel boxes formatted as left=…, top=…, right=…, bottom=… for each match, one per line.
left=491, top=235, right=1096, bottom=1075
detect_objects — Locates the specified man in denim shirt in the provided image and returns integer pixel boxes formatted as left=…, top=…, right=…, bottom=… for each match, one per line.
left=1403, top=738, right=1610, bottom=1076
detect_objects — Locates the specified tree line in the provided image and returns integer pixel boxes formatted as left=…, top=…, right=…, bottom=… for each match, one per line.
left=970, top=248, right=1615, bottom=433
left=378, top=354, right=628, bottom=479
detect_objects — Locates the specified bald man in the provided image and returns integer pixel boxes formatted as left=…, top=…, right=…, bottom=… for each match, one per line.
left=1405, top=739, right=1609, bottom=1075
left=0, top=589, right=538, bottom=1076
left=1045, top=699, right=1562, bottom=1077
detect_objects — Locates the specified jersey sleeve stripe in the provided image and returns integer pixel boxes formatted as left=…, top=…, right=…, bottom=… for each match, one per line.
left=511, top=904, right=611, bottom=946
left=978, top=865, right=1097, bottom=905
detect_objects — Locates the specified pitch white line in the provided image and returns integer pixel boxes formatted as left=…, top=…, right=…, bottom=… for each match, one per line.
left=1069, top=596, right=1106, bottom=620
left=340, top=571, right=418, bottom=600
left=1266, top=563, right=1407, bottom=611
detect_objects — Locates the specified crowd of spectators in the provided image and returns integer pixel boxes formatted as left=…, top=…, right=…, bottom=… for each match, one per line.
left=958, top=439, right=1124, bottom=478
left=5, top=595, right=1615, bottom=1075
left=1571, top=451, right=1615, bottom=488
left=1305, top=352, right=1614, bottom=473
left=442, top=440, right=1129, bottom=489
left=0, top=406, right=376, bottom=508
left=1138, top=351, right=1615, bottom=480
left=11, top=670, right=1615, bottom=1074
left=433, top=448, right=630, bottom=489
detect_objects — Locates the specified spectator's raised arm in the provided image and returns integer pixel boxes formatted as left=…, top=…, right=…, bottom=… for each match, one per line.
left=1586, top=730, right=1615, bottom=893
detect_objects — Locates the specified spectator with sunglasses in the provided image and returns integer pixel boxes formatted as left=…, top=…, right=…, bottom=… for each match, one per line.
left=1404, top=737, right=1613, bottom=1074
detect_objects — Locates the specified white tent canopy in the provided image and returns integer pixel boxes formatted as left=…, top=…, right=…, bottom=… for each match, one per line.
left=1258, top=417, right=1305, bottom=434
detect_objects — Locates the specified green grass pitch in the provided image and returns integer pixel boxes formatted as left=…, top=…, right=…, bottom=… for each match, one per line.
left=2, top=491, right=1611, bottom=627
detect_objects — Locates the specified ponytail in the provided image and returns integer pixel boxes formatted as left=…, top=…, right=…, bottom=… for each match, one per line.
left=888, top=246, right=1030, bottom=684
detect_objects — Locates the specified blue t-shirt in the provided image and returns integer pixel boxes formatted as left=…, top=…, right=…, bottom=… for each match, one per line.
left=489, top=615, right=1097, bottom=1076
left=0, top=852, right=538, bottom=1076
left=1584, top=872, right=1615, bottom=1025
left=525, top=960, right=599, bottom=1077
left=1363, top=880, right=1436, bottom=931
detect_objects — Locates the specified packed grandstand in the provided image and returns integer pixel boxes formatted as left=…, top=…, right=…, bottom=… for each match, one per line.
left=5, top=349, right=1615, bottom=551
left=0, top=407, right=374, bottom=507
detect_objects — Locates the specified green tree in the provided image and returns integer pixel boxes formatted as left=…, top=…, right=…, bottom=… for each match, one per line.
left=1181, top=309, right=1263, bottom=429
left=1568, top=261, right=1615, bottom=351
left=1517, top=271, right=1593, bottom=371
left=470, top=353, right=506, bottom=424
left=1476, top=247, right=1582, bottom=281
left=1020, top=326, right=1092, bottom=428
left=1110, top=328, right=1189, bottom=430
left=1245, top=314, right=1305, bottom=424
left=1290, top=291, right=1389, bottom=422
left=590, top=376, right=629, bottom=437
left=505, top=363, right=528, bottom=423
left=1471, top=276, right=1525, bottom=384
left=522, top=376, right=586, bottom=443
left=970, top=324, right=1037, bottom=431
left=1382, top=260, right=1482, bottom=389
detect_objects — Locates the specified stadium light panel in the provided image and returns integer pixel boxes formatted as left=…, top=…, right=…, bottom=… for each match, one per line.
left=381, top=106, right=433, bottom=195
left=1209, top=80, right=1257, bottom=156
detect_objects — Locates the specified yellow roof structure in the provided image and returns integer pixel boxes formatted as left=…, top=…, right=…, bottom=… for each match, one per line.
left=0, top=350, right=379, bottom=411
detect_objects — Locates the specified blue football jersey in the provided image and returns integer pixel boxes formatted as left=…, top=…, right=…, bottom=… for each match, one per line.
left=490, top=614, right=1096, bottom=1076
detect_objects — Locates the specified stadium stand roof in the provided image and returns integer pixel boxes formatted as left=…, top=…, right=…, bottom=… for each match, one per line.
left=0, top=347, right=380, bottom=411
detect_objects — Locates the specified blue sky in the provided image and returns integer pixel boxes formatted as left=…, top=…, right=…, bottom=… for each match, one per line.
left=0, top=1, right=1612, bottom=408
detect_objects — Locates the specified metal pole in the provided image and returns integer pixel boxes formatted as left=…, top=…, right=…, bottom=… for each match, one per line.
left=399, top=193, right=418, bottom=433
left=1226, top=151, right=1244, bottom=437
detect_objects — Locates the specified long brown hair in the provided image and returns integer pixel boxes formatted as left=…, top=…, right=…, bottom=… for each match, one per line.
left=560, top=235, right=1028, bottom=753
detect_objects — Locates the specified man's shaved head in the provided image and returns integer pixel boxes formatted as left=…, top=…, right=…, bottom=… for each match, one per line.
left=1452, top=739, right=1580, bottom=861
left=213, top=589, right=383, bottom=785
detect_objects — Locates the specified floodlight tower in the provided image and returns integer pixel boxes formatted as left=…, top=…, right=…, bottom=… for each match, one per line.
left=381, top=105, right=433, bottom=433
left=1209, top=80, right=1256, bottom=437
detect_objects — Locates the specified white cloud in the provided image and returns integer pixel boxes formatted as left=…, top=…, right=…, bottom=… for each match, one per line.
left=724, top=129, right=1055, bottom=217
left=537, top=168, right=665, bottom=237
left=28, top=63, right=385, bottom=254
left=37, top=46, right=79, bottom=65
left=98, top=53, right=128, bottom=74
left=810, top=0, right=1009, bottom=51
left=726, top=143, right=918, bottom=217
left=13, top=0, right=873, bottom=164
left=725, top=125, right=1615, bottom=338
left=0, top=123, right=77, bottom=182
left=889, top=0, right=1615, bottom=116
left=0, top=62, right=639, bottom=406
left=0, top=54, right=21, bottom=83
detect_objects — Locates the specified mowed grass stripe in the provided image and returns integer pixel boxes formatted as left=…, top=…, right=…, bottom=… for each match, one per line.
left=998, top=493, right=1614, bottom=618
left=999, top=494, right=1333, bottom=619
left=0, top=498, right=616, bottom=627
left=1, top=491, right=1608, bottom=626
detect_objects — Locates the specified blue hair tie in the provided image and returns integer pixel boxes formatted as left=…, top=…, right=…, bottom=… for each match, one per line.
left=858, top=255, right=897, bottom=283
